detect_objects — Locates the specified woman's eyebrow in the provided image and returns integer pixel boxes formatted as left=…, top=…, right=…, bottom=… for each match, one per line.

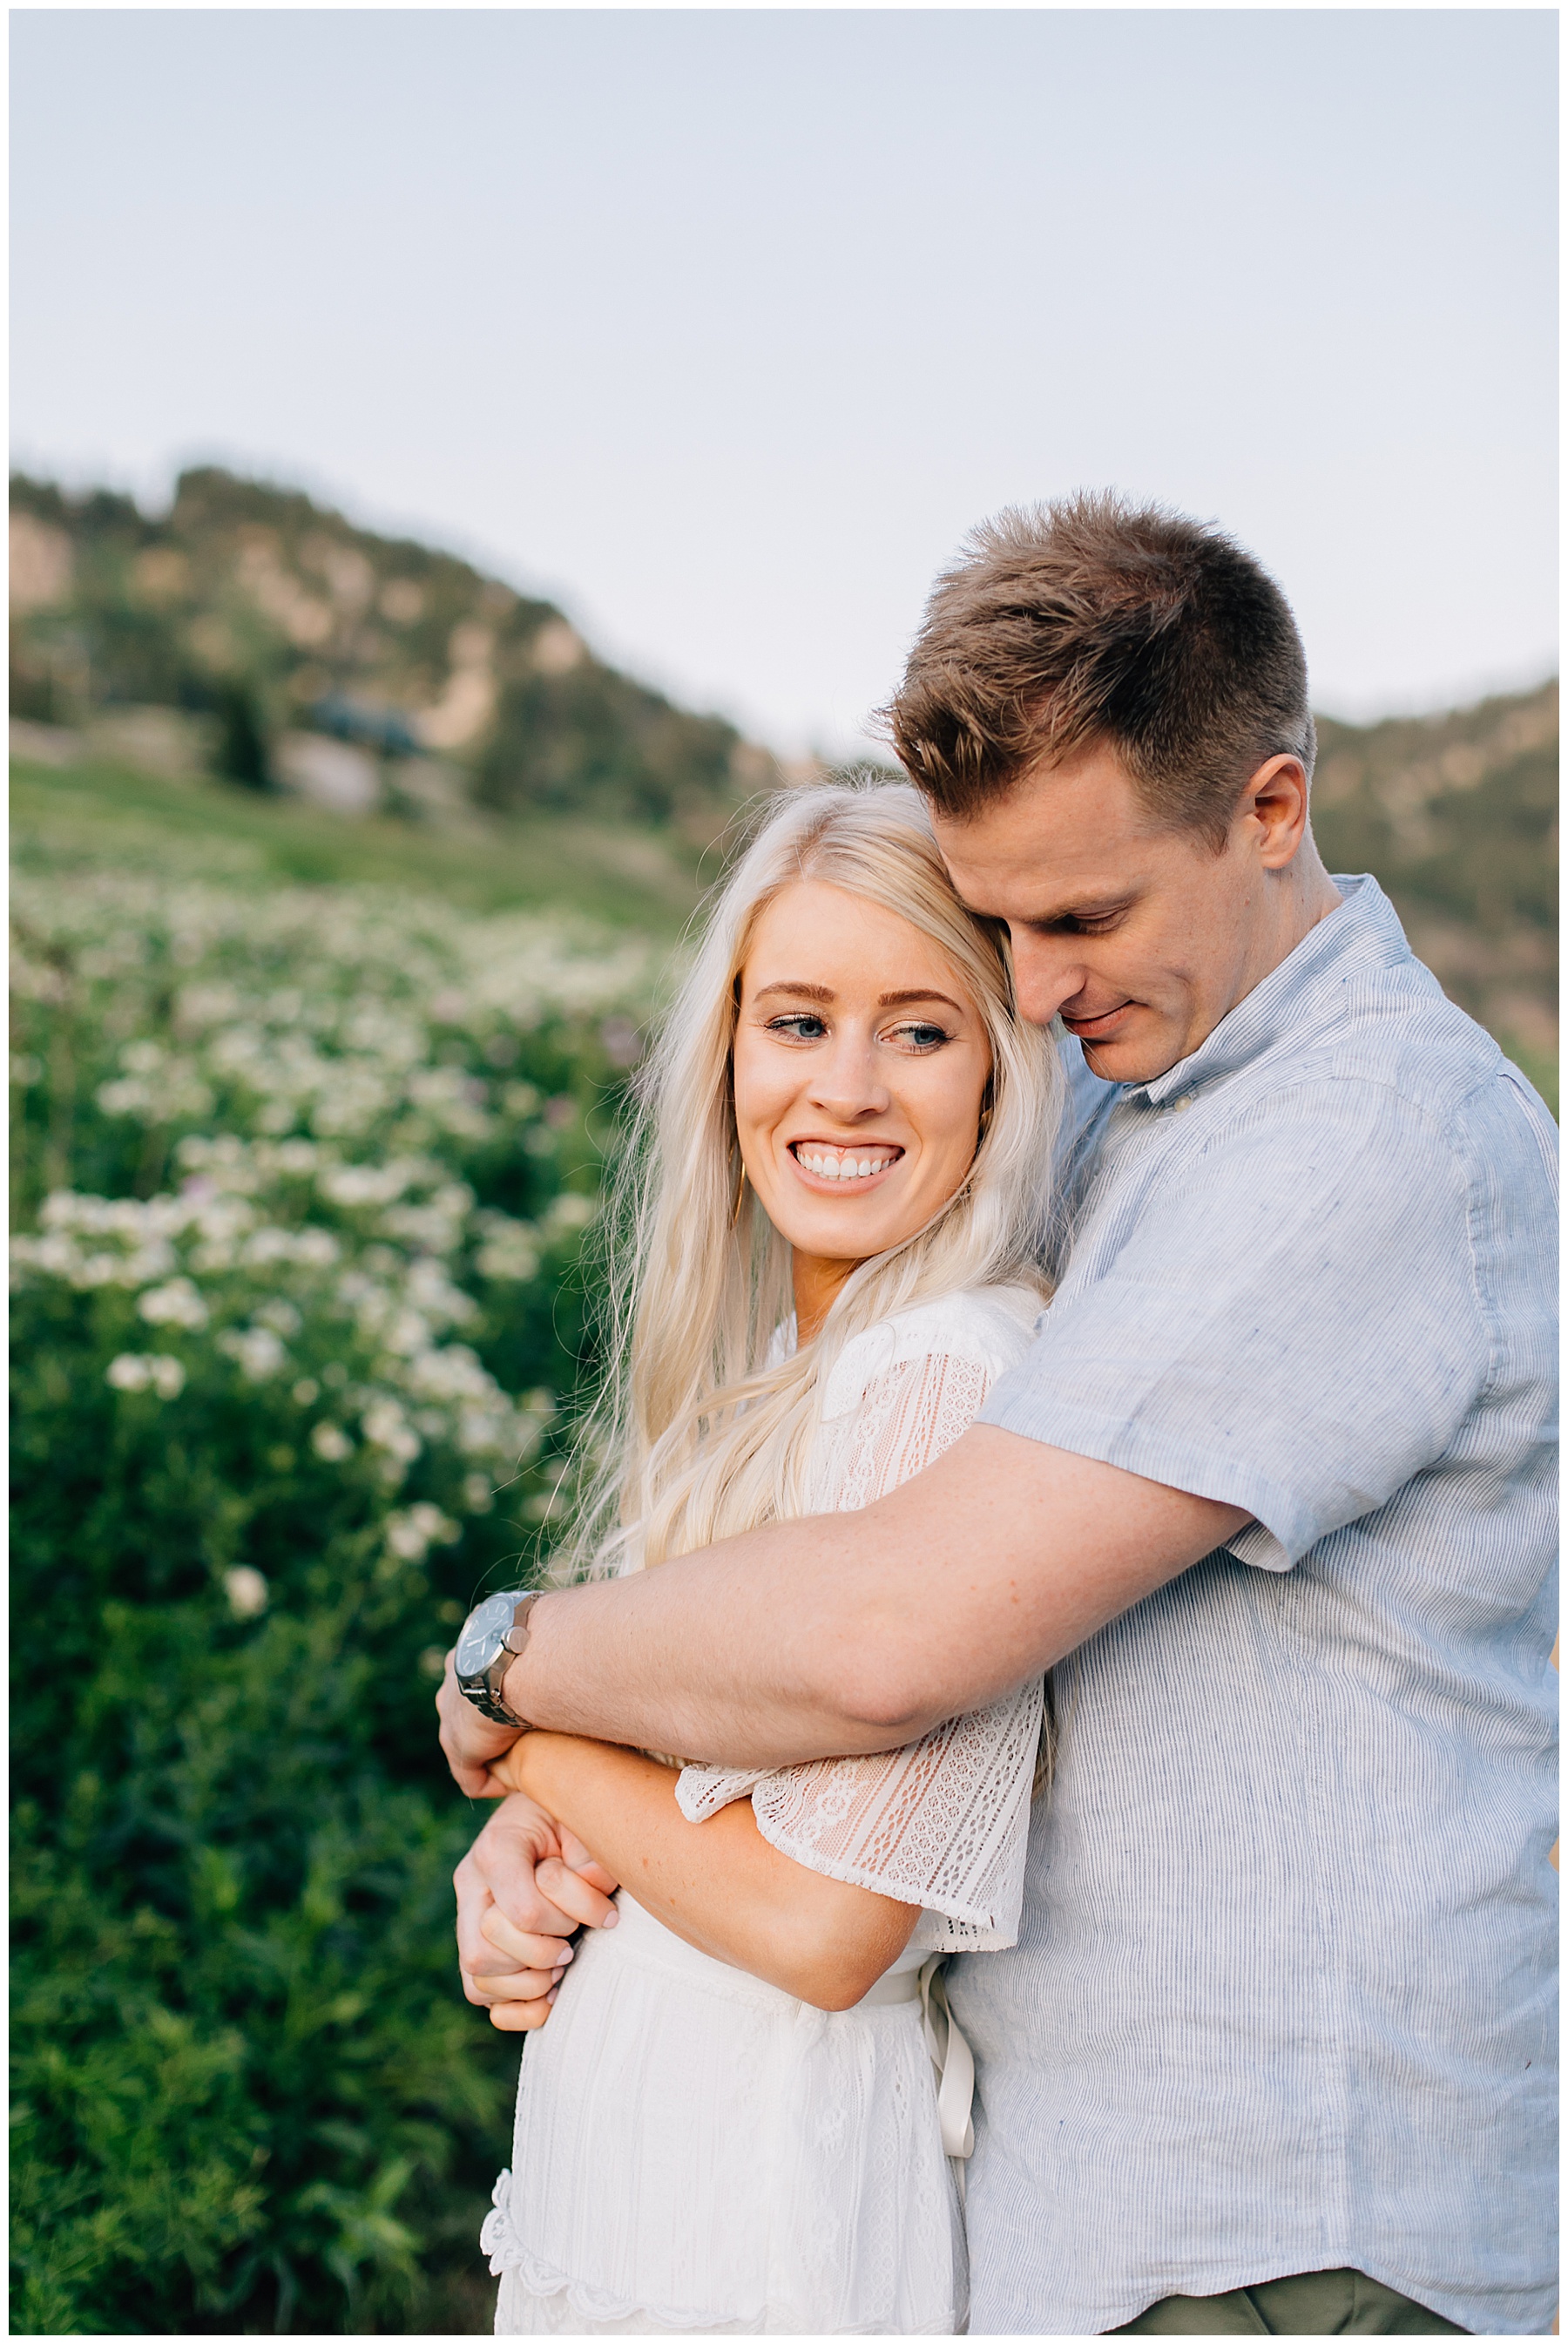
left=752, top=981, right=967, bottom=1015
left=878, top=989, right=966, bottom=1013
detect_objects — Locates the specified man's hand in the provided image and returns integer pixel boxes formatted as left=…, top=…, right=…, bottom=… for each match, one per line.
left=436, top=1647, right=524, bottom=1795
left=455, top=1791, right=619, bottom=2032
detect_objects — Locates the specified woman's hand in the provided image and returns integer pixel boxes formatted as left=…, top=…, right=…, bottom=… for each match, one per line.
left=485, top=1738, right=535, bottom=1799
left=455, top=1791, right=619, bottom=2032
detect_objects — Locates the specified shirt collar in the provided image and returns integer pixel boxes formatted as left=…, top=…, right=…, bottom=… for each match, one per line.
left=1130, top=875, right=1406, bottom=1108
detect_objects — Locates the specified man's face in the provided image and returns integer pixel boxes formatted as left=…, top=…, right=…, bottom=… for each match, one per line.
left=931, top=741, right=1294, bottom=1087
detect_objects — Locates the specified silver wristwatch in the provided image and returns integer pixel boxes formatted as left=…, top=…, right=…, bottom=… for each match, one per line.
left=453, top=1589, right=539, bottom=1727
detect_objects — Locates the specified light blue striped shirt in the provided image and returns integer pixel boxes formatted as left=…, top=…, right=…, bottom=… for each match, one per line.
left=954, top=876, right=1557, bottom=2336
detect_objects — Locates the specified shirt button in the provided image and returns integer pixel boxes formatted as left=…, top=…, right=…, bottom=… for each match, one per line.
left=1171, top=1095, right=1193, bottom=1114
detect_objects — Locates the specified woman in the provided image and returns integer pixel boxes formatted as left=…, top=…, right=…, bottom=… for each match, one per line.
left=476, top=781, right=1062, bottom=2335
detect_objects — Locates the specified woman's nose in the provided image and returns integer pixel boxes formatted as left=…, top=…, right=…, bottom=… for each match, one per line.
left=806, top=1034, right=891, bottom=1121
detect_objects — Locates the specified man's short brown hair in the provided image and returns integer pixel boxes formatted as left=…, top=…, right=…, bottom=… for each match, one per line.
left=884, top=493, right=1315, bottom=850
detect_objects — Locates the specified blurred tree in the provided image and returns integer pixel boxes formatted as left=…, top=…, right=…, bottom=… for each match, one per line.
left=213, top=680, right=274, bottom=793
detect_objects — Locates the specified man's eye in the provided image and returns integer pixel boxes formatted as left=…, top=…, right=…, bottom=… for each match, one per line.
left=768, top=1013, right=828, bottom=1040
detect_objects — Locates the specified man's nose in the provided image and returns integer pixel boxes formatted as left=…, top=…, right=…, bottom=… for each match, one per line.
left=1010, top=935, right=1091, bottom=1029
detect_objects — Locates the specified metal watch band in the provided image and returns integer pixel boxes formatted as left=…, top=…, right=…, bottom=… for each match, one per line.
left=468, top=1591, right=539, bottom=1728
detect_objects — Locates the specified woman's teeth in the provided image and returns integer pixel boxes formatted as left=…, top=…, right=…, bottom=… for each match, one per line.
left=793, top=1145, right=901, bottom=1182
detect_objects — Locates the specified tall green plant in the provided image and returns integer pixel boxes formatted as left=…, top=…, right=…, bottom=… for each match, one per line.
left=10, top=866, right=653, bottom=2332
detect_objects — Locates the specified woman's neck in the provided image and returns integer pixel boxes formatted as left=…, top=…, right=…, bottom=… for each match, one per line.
left=792, top=1250, right=863, bottom=1346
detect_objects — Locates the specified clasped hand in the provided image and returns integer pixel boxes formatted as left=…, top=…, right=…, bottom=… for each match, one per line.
left=440, top=1652, right=619, bottom=2031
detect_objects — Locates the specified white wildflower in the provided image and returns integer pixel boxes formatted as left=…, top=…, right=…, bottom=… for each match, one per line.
left=224, top=1565, right=269, bottom=1618
left=473, top=1210, right=540, bottom=1283
left=218, top=1325, right=288, bottom=1381
left=319, top=1162, right=409, bottom=1208
left=311, top=1422, right=353, bottom=1462
left=362, top=1398, right=421, bottom=1462
left=383, top=1501, right=460, bottom=1562
left=381, top=1308, right=433, bottom=1359
left=543, top=1191, right=597, bottom=1236
left=106, top=1352, right=186, bottom=1399
left=463, top=1472, right=496, bottom=1514
left=402, top=1343, right=494, bottom=1403
left=175, top=982, right=242, bottom=1029
left=138, top=1277, right=209, bottom=1331
left=403, top=1256, right=476, bottom=1324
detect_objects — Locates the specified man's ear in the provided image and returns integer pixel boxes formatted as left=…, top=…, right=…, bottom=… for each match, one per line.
left=1242, top=754, right=1310, bottom=869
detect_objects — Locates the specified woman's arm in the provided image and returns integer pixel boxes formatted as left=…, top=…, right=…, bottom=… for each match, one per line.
left=489, top=1731, right=917, bottom=2014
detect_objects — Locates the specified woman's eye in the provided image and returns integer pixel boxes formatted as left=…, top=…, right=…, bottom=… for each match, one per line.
left=889, top=1021, right=950, bottom=1051
left=767, top=1013, right=828, bottom=1041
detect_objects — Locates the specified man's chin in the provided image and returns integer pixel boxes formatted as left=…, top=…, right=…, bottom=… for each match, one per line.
left=1066, top=1020, right=1174, bottom=1087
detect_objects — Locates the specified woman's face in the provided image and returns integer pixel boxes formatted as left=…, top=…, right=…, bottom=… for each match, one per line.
left=732, top=880, right=993, bottom=1301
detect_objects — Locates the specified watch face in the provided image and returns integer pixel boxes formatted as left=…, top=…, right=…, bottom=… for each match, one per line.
left=456, top=1590, right=521, bottom=1679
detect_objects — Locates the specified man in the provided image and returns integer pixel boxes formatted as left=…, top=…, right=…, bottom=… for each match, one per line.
left=441, top=498, right=1557, bottom=2335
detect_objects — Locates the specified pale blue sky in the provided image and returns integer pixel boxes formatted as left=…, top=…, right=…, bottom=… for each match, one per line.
left=11, top=9, right=1558, bottom=756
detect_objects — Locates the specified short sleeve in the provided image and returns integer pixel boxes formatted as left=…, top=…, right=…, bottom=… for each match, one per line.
left=677, top=1337, right=1044, bottom=1946
left=981, top=1078, right=1490, bottom=1568
left=745, top=1680, right=1043, bottom=1946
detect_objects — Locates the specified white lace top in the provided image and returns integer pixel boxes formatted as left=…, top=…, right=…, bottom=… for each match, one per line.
left=675, top=1283, right=1046, bottom=1954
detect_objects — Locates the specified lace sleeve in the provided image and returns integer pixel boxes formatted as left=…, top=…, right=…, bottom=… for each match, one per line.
left=677, top=1346, right=1043, bottom=1949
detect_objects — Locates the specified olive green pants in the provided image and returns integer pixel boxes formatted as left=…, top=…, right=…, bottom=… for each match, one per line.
left=1111, top=2267, right=1466, bottom=2334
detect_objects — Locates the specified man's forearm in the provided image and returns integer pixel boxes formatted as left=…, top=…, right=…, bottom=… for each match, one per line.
left=504, top=1514, right=897, bottom=1768
left=500, top=1426, right=1247, bottom=1770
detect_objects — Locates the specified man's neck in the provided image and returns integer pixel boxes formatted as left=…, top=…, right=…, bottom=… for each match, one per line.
left=1134, top=838, right=1345, bottom=1089
left=1274, top=834, right=1345, bottom=963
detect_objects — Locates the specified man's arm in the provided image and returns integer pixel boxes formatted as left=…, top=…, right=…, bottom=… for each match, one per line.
left=454, top=1791, right=620, bottom=2029
left=438, top=1426, right=1246, bottom=1780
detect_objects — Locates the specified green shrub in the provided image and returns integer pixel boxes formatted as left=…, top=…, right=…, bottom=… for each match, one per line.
left=10, top=864, right=656, bottom=2331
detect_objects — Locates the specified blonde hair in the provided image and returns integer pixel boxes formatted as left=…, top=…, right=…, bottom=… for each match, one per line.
left=554, top=778, right=1062, bottom=1582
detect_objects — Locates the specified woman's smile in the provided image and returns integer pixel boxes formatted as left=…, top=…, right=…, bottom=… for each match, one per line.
left=787, top=1139, right=905, bottom=1189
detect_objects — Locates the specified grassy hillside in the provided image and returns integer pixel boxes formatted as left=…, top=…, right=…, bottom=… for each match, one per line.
left=1312, top=679, right=1557, bottom=1102
left=12, top=464, right=1553, bottom=1108
left=10, top=469, right=780, bottom=834
left=9, top=749, right=716, bottom=938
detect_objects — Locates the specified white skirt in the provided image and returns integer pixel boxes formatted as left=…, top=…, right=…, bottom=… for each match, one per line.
left=483, top=1894, right=964, bottom=2335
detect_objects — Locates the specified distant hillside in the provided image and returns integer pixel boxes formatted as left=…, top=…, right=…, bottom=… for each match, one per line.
left=1312, top=681, right=1557, bottom=1074
left=9, top=469, right=1555, bottom=1095
left=10, top=468, right=779, bottom=832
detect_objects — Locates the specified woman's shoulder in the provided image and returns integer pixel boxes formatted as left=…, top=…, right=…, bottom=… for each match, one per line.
left=821, top=1283, right=1044, bottom=1423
